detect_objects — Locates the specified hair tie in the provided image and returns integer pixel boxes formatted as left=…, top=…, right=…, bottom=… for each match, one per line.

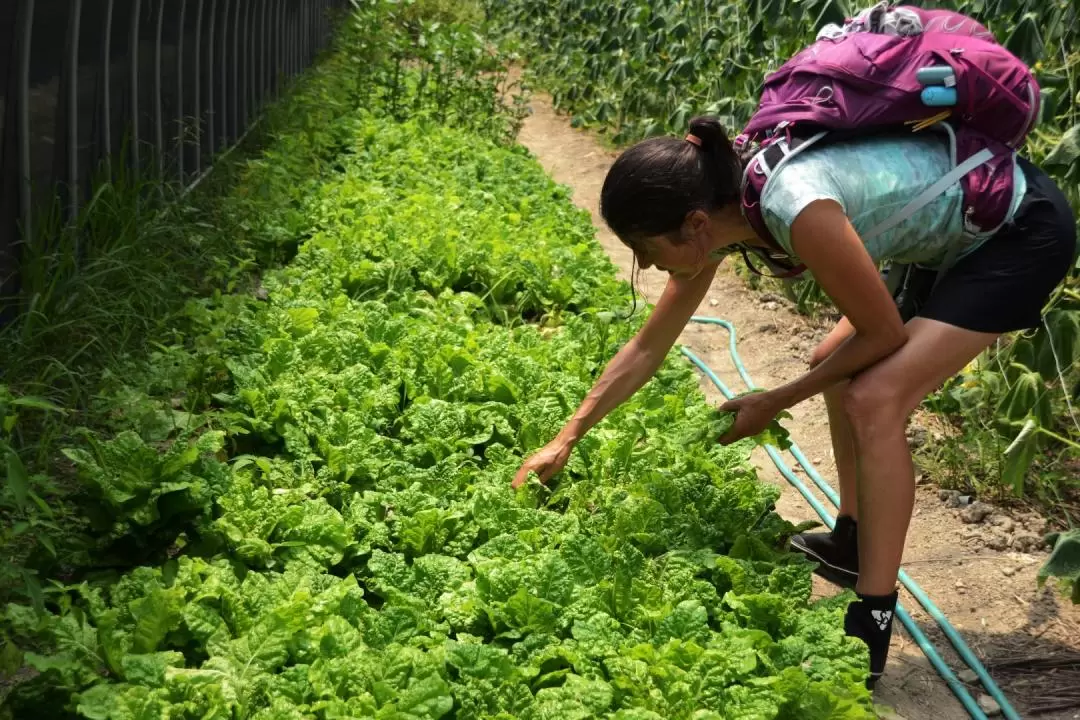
left=685, top=133, right=703, bottom=148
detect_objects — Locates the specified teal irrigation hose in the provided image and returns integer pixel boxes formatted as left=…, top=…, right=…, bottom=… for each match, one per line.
left=683, top=315, right=1021, bottom=720
left=680, top=346, right=988, bottom=720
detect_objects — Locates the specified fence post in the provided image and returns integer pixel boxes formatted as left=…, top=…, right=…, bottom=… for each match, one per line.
left=243, top=0, right=252, bottom=126
left=66, top=0, right=84, bottom=223
left=155, top=0, right=165, bottom=178
left=291, top=3, right=298, bottom=79
left=219, top=0, right=229, bottom=150
left=177, top=0, right=187, bottom=183
left=232, top=0, right=240, bottom=142
left=326, top=0, right=333, bottom=46
left=204, top=0, right=214, bottom=168
left=102, top=0, right=114, bottom=165
left=303, top=0, right=310, bottom=68
left=17, top=0, right=34, bottom=243
left=274, top=0, right=283, bottom=98
left=130, top=0, right=142, bottom=172
left=260, top=0, right=269, bottom=109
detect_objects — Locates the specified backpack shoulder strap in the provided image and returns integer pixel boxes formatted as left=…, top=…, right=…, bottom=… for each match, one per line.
left=861, top=145, right=996, bottom=242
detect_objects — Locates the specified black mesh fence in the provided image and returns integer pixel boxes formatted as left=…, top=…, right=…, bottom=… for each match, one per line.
left=0, top=0, right=347, bottom=303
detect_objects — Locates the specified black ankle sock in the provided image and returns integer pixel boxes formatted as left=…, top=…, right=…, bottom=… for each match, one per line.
left=855, top=590, right=897, bottom=611
left=854, top=590, right=898, bottom=630
left=845, top=590, right=898, bottom=688
left=832, top=515, right=858, bottom=542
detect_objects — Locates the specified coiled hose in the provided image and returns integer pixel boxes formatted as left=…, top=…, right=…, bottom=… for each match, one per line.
left=682, top=315, right=1020, bottom=720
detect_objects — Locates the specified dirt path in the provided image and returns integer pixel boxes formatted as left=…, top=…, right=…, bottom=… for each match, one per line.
left=517, top=91, right=1080, bottom=720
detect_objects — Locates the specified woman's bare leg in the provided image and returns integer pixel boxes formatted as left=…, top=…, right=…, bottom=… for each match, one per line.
left=811, top=318, right=859, bottom=519
left=844, top=317, right=997, bottom=595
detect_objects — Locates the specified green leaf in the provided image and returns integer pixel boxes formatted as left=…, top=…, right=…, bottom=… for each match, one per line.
left=286, top=307, right=321, bottom=336
left=392, top=673, right=454, bottom=718
left=1003, top=12, right=1045, bottom=63
left=10, top=396, right=66, bottom=413
left=128, top=587, right=184, bottom=653
left=5, top=450, right=30, bottom=510
left=1038, top=530, right=1080, bottom=604
left=1001, top=419, right=1039, bottom=495
left=503, top=587, right=559, bottom=634
left=77, top=683, right=168, bottom=720
left=121, top=651, right=186, bottom=687
left=1044, top=124, right=1080, bottom=168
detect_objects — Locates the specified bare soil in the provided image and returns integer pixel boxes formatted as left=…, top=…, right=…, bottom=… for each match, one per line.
left=517, top=90, right=1080, bottom=720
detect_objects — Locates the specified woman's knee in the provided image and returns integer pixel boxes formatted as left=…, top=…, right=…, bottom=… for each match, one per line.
left=809, top=342, right=834, bottom=369
left=842, top=377, right=904, bottom=437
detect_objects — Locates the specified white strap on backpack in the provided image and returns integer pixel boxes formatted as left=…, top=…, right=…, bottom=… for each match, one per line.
left=864, top=124, right=998, bottom=290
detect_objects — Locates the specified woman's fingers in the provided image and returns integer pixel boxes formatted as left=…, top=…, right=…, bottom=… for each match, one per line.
left=512, top=457, right=549, bottom=488
left=511, top=463, right=533, bottom=489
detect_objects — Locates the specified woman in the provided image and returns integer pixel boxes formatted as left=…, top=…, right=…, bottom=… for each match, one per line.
left=511, top=116, right=1077, bottom=687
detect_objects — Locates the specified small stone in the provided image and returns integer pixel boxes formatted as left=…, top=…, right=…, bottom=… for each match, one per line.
left=977, top=694, right=1002, bottom=716
left=955, top=580, right=966, bottom=589
left=1024, top=516, right=1049, bottom=535
left=758, top=322, right=778, bottom=333
left=990, top=516, right=1015, bottom=533
left=1002, top=566, right=1017, bottom=577
left=876, top=710, right=908, bottom=720
left=960, top=501, right=993, bottom=524
left=1012, top=533, right=1044, bottom=553
left=764, top=301, right=780, bottom=311
left=915, top=473, right=932, bottom=485
left=709, top=298, right=719, bottom=307
left=958, top=668, right=979, bottom=684
left=907, top=426, right=929, bottom=449
left=984, top=532, right=1009, bottom=551
left=813, top=457, right=823, bottom=465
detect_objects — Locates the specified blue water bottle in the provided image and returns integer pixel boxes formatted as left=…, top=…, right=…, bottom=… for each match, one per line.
left=921, top=86, right=958, bottom=107
left=916, top=66, right=955, bottom=86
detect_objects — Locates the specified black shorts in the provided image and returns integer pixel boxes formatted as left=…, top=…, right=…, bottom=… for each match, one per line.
left=894, top=157, right=1077, bottom=334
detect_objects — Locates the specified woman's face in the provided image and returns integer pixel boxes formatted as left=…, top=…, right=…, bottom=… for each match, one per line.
left=625, top=210, right=746, bottom=277
left=632, top=234, right=705, bottom=276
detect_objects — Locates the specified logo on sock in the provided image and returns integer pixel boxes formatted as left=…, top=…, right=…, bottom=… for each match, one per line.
left=871, top=609, right=893, bottom=631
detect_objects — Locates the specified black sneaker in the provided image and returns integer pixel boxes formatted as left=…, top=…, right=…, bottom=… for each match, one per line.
left=790, top=515, right=859, bottom=588
left=845, top=591, right=898, bottom=689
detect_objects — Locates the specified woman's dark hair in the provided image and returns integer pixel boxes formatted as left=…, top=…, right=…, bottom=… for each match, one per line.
left=600, top=116, right=742, bottom=244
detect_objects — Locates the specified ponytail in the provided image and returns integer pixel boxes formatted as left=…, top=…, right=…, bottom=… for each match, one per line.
left=600, top=116, right=742, bottom=243
left=687, top=116, right=742, bottom=209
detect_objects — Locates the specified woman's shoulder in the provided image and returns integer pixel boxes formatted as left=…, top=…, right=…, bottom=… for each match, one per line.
left=787, top=132, right=951, bottom=175
left=764, top=132, right=952, bottom=204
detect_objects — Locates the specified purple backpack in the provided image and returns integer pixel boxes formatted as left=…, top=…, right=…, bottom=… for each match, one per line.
left=734, top=2, right=1040, bottom=280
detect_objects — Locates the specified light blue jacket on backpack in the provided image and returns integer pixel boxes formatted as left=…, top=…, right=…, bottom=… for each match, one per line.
left=759, top=132, right=1028, bottom=269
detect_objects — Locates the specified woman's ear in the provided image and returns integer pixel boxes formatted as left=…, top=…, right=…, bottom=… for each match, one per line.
left=682, top=210, right=712, bottom=245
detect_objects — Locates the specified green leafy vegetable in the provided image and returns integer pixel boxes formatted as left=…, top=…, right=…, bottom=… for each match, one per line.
left=0, top=6, right=874, bottom=717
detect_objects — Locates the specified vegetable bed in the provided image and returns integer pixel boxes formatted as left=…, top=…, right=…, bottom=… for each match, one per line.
left=3, top=18, right=875, bottom=719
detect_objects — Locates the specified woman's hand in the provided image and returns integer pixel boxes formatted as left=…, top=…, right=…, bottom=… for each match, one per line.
left=717, top=391, right=788, bottom=445
left=512, top=438, right=576, bottom=488
left=508, top=264, right=720, bottom=489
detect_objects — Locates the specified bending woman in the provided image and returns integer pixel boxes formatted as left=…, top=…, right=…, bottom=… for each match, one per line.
left=511, top=116, right=1077, bottom=686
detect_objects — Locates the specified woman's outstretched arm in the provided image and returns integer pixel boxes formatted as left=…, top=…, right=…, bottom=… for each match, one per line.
left=512, top=262, right=718, bottom=487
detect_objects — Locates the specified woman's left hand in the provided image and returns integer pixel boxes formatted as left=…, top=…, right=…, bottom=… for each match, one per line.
left=717, top=391, right=788, bottom=445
